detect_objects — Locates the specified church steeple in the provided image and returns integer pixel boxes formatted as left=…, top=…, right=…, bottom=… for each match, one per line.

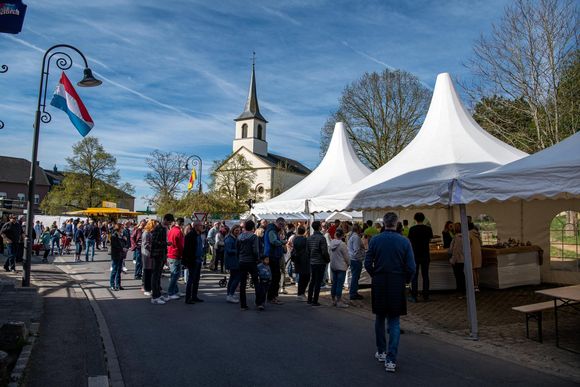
left=232, top=54, right=269, bottom=157
left=235, top=54, right=268, bottom=123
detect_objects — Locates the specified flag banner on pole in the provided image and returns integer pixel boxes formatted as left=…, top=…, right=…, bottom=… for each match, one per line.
left=50, top=72, right=94, bottom=137
left=187, top=167, right=196, bottom=191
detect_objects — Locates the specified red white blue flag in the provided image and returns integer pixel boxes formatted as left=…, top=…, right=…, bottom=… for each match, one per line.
left=50, top=72, right=94, bottom=137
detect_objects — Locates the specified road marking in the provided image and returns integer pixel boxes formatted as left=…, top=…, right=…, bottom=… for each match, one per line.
left=88, top=375, right=109, bottom=387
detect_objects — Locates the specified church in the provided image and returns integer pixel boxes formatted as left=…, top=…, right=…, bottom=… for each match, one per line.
left=214, top=63, right=311, bottom=201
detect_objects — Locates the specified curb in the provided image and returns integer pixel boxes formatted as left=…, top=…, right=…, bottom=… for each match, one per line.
left=54, top=257, right=125, bottom=387
left=8, top=322, right=39, bottom=387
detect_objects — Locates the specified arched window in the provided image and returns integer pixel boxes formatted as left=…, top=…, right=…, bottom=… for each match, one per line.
left=550, top=211, right=580, bottom=272
left=472, top=214, right=497, bottom=245
left=241, top=124, right=248, bottom=138
left=257, top=124, right=263, bottom=140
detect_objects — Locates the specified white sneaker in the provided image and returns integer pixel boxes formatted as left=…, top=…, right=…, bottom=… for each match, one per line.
left=151, top=297, right=166, bottom=305
left=375, top=352, right=386, bottom=362
left=133, top=260, right=137, bottom=264
left=226, top=295, right=237, bottom=303
left=385, top=361, right=396, bottom=373
left=337, top=301, right=349, bottom=308
left=161, top=295, right=171, bottom=302
left=143, top=291, right=151, bottom=296
left=296, top=295, right=307, bottom=302
left=169, top=294, right=180, bottom=300
left=122, top=266, right=128, bottom=273
left=232, top=296, right=239, bottom=303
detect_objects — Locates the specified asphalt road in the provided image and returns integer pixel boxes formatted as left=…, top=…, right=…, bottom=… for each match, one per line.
left=70, top=250, right=575, bottom=387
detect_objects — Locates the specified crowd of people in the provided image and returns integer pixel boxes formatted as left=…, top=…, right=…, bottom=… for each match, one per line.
left=1, top=210, right=484, bottom=374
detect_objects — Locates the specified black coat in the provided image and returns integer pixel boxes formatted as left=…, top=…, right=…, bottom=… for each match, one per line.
left=291, top=236, right=309, bottom=275
left=110, top=231, right=124, bottom=261
left=182, top=230, right=200, bottom=269
left=365, top=230, right=416, bottom=317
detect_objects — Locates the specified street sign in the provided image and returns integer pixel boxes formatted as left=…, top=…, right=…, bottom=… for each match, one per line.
left=192, top=212, right=208, bottom=222
left=0, top=1, right=27, bottom=34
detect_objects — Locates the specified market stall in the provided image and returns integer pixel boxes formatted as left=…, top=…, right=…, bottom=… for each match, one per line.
left=479, top=245, right=542, bottom=289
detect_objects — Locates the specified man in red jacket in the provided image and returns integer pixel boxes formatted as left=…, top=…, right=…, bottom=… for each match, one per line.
left=166, top=217, right=185, bottom=300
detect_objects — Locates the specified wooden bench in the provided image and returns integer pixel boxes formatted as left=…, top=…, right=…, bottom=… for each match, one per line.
left=512, top=300, right=576, bottom=342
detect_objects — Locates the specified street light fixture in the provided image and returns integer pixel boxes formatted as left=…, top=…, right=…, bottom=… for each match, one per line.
left=0, top=64, right=7, bottom=129
left=22, top=44, right=101, bottom=287
left=184, top=154, right=203, bottom=194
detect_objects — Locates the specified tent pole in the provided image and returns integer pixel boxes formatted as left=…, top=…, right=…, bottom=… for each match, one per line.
left=459, top=203, right=479, bottom=340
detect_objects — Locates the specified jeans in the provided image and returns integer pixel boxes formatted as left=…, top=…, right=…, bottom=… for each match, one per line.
left=452, top=263, right=466, bottom=293
left=349, top=260, right=363, bottom=296
left=134, top=249, right=143, bottom=279
left=375, top=314, right=401, bottom=363
left=3, top=243, right=15, bottom=271
left=297, top=270, right=310, bottom=296
left=308, top=264, right=326, bottom=303
left=51, top=238, right=61, bottom=255
left=151, top=258, right=164, bottom=299
left=411, top=261, right=430, bottom=299
left=331, top=270, right=346, bottom=299
left=143, top=268, right=153, bottom=292
left=75, top=242, right=83, bottom=255
left=267, top=258, right=281, bottom=301
left=110, top=259, right=122, bottom=288
left=185, top=260, right=202, bottom=302
left=167, top=258, right=181, bottom=296
left=85, top=239, right=95, bottom=261
left=227, top=269, right=241, bottom=296
left=239, top=261, right=263, bottom=308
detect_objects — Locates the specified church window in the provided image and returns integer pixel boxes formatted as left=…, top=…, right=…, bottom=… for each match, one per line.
left=242, top=124, right=248, bottom=138
left=257, top=125, right=263, bottom=140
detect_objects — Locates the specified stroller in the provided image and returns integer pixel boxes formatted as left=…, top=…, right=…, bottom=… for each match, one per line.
left=60, top=234, right=72, bottom=255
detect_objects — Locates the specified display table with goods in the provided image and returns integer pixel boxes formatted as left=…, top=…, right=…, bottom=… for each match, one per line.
left=480, top=242, right=542, bottom=289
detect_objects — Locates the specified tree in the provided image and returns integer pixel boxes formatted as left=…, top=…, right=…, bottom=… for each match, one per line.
left=320, top=69, right=431, bottom=169
left=144, top=150, right=190, bottom=207
left=210, top=154, right=256, bottom=207
left=40, top=137, right=134, bottom=214
left=466, top=0, right=578, bottom=152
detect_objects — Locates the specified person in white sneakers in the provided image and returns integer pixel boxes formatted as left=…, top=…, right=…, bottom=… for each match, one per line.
left=150, top=214, right=172, bottom=305
left=365, top=212, right=416, bottom=373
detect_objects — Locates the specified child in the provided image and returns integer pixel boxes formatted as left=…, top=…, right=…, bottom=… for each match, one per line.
left=256, top=257, right=272, bottom=311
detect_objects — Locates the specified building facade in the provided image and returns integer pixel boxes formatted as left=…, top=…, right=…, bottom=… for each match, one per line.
left=0, top=156, right=50, bottom=217
left=215, top=63, right=310, bottom=202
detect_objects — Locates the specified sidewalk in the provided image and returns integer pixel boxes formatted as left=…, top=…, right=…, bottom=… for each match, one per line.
left=0, top=253, right=107, bottom=387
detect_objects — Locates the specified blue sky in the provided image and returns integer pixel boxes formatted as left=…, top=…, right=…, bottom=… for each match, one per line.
left=0, top=0, right=509, bottom=209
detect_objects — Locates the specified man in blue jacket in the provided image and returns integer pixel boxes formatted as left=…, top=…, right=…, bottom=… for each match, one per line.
left=365, top=212, right=415, bottom=373
left=264, top=217, right=287, bottom=304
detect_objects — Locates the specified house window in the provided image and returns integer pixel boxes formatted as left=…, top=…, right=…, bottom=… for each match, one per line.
left=257, top=124, right=263, bottom=140
left=34, top=194, right=40, bottom=205
left=17, top=193, right=25, bottom=201
left=242, top=124, right=248, bottom=138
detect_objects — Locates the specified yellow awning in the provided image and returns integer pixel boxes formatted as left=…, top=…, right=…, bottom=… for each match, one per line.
left=65, top=207, right=139, bottom=216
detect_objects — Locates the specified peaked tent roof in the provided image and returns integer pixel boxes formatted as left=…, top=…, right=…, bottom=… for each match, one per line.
left=309, top=73, right=527, bottom=212
left=453, top=132, right=580, bottom=204
left=252, top=122, right=371, bottom=214
left=235, top=63, right=267, bottom=122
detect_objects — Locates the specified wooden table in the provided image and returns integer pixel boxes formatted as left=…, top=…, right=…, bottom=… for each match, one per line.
left=536, top=285, right=580, bottom=349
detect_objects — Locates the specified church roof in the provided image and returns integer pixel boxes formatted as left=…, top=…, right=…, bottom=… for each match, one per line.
left=257, top=152, right=311, bottom=175
left=235, top=63, right=268, bottom=123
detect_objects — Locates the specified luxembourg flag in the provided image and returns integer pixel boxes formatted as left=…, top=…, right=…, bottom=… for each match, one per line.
left=50, top=72, right=94, bottom=137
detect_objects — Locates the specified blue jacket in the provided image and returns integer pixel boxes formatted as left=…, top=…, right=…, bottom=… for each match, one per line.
left=224, top=234, right=239, bottom=270
left=263, top=223, right=284, bottom=262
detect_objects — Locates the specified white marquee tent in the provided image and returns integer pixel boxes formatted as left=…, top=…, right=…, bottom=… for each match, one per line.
left=252, top=122, right=371, bottom=215
left=452, top=131, right=580, bottom=204
left=308, top=72, right=527, bottom=213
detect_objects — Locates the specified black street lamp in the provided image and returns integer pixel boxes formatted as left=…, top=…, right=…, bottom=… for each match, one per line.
left=23, top=44, right=101, bottom=287
left=0, top=64, right=7, bottom=129
left=185, top=154, right=203, bottom=194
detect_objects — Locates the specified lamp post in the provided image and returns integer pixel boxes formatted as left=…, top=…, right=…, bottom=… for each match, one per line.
left=185, top=154, right=203, bottom=194
left=0, top=64, right=7, bottom=129
left=22, top=44, right=101, bottom=287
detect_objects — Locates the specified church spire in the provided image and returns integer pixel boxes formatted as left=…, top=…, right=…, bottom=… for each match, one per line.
left=235, top=52, right=268, bottom=123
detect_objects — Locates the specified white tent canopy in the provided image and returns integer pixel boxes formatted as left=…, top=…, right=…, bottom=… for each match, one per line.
left=453, top=132, right=580, bottom=204
left=309, top=72, right=527, bottom=212
left=252, top=122, right=371, bottom=215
